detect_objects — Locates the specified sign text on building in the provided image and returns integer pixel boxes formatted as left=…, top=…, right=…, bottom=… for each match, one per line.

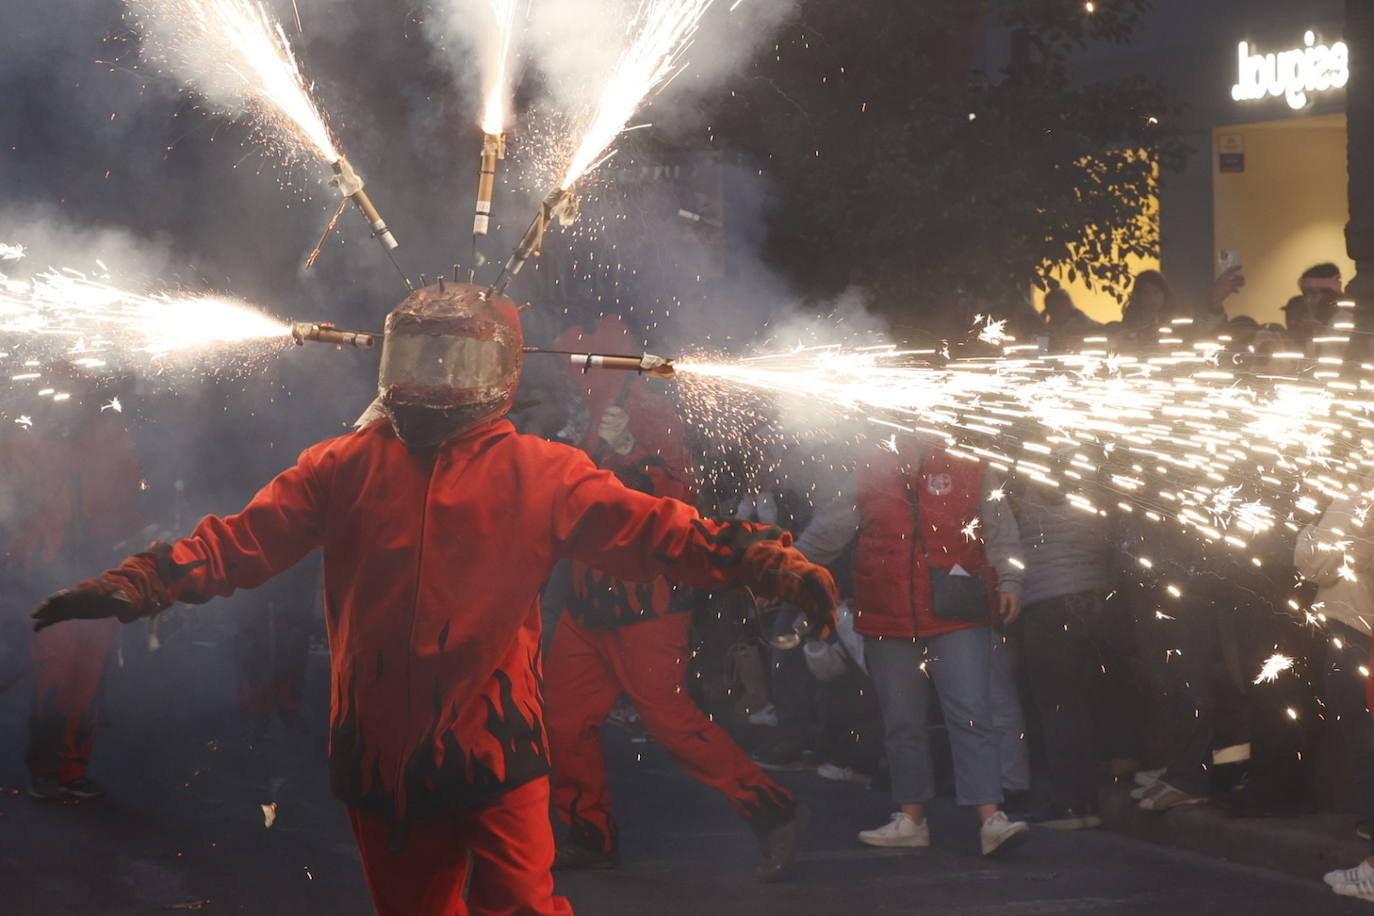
left=1232, top=30, right=1348, bottom=110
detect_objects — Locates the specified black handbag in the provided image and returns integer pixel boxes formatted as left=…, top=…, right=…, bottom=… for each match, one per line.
left=902, top=459, right=992, bottom=624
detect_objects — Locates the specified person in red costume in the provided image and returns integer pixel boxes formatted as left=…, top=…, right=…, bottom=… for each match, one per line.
left=544, top=318, right=805, bottom=882
left=30, top=286, right=837, bottom=916
left=0, top=365, right=143, bottom=802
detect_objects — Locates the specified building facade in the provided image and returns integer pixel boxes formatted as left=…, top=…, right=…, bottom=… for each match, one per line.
left=1045, top=0, right=1349, bottom=323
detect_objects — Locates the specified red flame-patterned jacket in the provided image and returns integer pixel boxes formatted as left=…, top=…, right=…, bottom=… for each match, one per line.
left=565, top=384, right=695, bottom=630
left=148, top=417, right=777, bottom=822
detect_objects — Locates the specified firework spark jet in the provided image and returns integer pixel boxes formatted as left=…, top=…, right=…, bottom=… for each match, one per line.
left=129, top=0, right=405, bottom=280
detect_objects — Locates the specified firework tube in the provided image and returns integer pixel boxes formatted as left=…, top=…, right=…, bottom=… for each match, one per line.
left=473, top=133, right=506, bottom=236
left=490, top=187, right=579, bottom=296
left=330, top=156, right=399, bottom=251
left=522, top=346, right=674, bottom=380
left=290, top=321, right=377, bottom=349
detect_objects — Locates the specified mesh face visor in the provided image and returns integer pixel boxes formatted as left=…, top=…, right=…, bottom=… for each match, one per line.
left=378, top=317, right=520, bottom=409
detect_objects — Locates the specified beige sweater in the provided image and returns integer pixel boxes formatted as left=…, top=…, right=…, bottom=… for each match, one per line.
left=1294, top=493, right=1374, bottom=634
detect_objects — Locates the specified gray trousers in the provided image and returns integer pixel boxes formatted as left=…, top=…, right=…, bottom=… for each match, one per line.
left=866, top=626, right=1028, bottom=807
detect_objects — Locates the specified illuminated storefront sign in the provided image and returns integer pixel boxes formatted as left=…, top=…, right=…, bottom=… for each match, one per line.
left=1231, top=30, right=1349, bottom=110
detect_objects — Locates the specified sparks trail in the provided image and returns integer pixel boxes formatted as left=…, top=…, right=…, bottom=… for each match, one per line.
left=671, top=339, right=1374, bottom=586
left=0, top=267, right=290, bottom=369
left=128, top=0, right=339, bottom=162
left=560, top=0, right=723, bottom=189
left=479, top=0, right=520, bottom=137
left=129, top=0, right=403, bottom=266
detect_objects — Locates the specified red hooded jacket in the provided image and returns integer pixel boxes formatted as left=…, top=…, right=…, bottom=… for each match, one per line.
left=147, top=418, right=778, bottom=822
left=852, top=444, right=995, bottom=639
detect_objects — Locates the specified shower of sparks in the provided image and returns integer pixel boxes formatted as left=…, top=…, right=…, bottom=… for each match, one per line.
left=1253, top=653, right=1295, bottom=684
left=0, top=268, right=291, bottom=364
left=127, top=0, right=340, bottom=163
left=0, top=243, right=26, bottom=261
left=479, top=0, right=520, bottom=136
left=977, top=317, right=1009, bottom=346
left=671, top=335, right=1374, bottom=590
left=560, top=0, right=723, bottom=189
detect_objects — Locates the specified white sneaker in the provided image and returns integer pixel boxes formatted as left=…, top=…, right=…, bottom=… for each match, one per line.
left=817, top=763, right=873, bottom=787
left=746, top=703, right=779, bottom=728
left=980, top=811, right=1029, bottom=856
left=1129, top=768, right=1165, bottom=799
left=1136, top=781, right=1206, bottom=812
left=1326, top=860, right=1374, bottom=889
left=1134, top=768, right=1164, bottom=787
left=1336, top=876, right=1374, bottom=902
left=858, top=812, right=929, bottom=848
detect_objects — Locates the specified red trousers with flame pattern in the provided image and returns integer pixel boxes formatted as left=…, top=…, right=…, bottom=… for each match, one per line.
left=27, top=616, right=119, bottom=783
left=546, top=611, right=793, bottom=851
left=347, top=777, right=573, bottom=916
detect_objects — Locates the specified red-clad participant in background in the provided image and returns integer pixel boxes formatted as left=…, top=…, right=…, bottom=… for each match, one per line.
left=31, top=287, right=836, bottom=916
left=0, top=365, right=143, bottom=801
left=545, top=318, right=804, bottom=883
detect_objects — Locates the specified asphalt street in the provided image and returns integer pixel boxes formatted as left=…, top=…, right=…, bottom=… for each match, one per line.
left=0, top=619, right=1368, bottom=915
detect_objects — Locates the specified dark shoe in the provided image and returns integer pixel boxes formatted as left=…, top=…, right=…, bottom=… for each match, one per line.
left=752, top=743, right=813, bottom=773
left=59, top=777, right=106, bottom=800
left=753, top=802, right=809, bottom=883
left=553, top=841, right=621, bottom=871
left=28, top=774, right=61, bottom=801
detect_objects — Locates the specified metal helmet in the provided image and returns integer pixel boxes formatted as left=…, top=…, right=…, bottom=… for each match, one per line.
left=377, top=282, right=524, bottom=449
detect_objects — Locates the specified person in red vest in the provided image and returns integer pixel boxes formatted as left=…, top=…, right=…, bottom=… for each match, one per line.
left=797, top=436, right=1029, bottom=856
left=30, top=286, right=836, bottom=916
left=543, top=317, right=806, bottom=883
left=0, top=365, right=143, bottom=801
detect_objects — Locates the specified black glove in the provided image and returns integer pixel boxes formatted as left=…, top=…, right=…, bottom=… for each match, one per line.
left=31, top=588, right=137, bottom=632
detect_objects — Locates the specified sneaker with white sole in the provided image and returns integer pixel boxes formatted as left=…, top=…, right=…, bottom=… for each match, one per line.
left=1134, top=768, right=1164, bottom=788
left=1137, top=781, right=1206, bottom=812
left=1336, top=877, right=1374, bottom=902
left=1326, top=860, right=1374, bottom=889
left=1129, top=769, right=1165, bottom=800
left=816, top=763, right=873, bottom=787
left=858, top=812, right=929, bottom=848
left=980, top=811, right=1029, bottom=856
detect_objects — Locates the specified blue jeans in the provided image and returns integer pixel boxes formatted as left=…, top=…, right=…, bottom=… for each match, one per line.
left=866, top=627, right=1026, bottom=807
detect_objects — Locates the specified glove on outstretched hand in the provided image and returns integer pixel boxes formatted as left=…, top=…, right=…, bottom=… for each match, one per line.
left=30, top=544, right=181, bottom=632
left=742, top=540, right=839, bottom=640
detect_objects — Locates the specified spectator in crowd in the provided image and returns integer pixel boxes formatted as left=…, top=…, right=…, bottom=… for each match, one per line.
left=1296, top=471, right=1374, bottom=903
left=1281, top=263, right=1343, bottom=353
left=1120, top=266, right=1243, bottom=350
left=1119, top=270, right=1179, bottom=349
left=799, top=438, right=1030, bottom=855
left=1040, top=289, right=1102, bottom=351
left=1012, top=449, right=1128, bottom=829
left=800, top=602, right=883, bottom=786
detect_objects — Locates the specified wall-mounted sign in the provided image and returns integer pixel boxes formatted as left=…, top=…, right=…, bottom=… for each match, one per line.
left=1218, top=134, right=1245, bottom=173
left=1231, top=30, right=1349, bottom=110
